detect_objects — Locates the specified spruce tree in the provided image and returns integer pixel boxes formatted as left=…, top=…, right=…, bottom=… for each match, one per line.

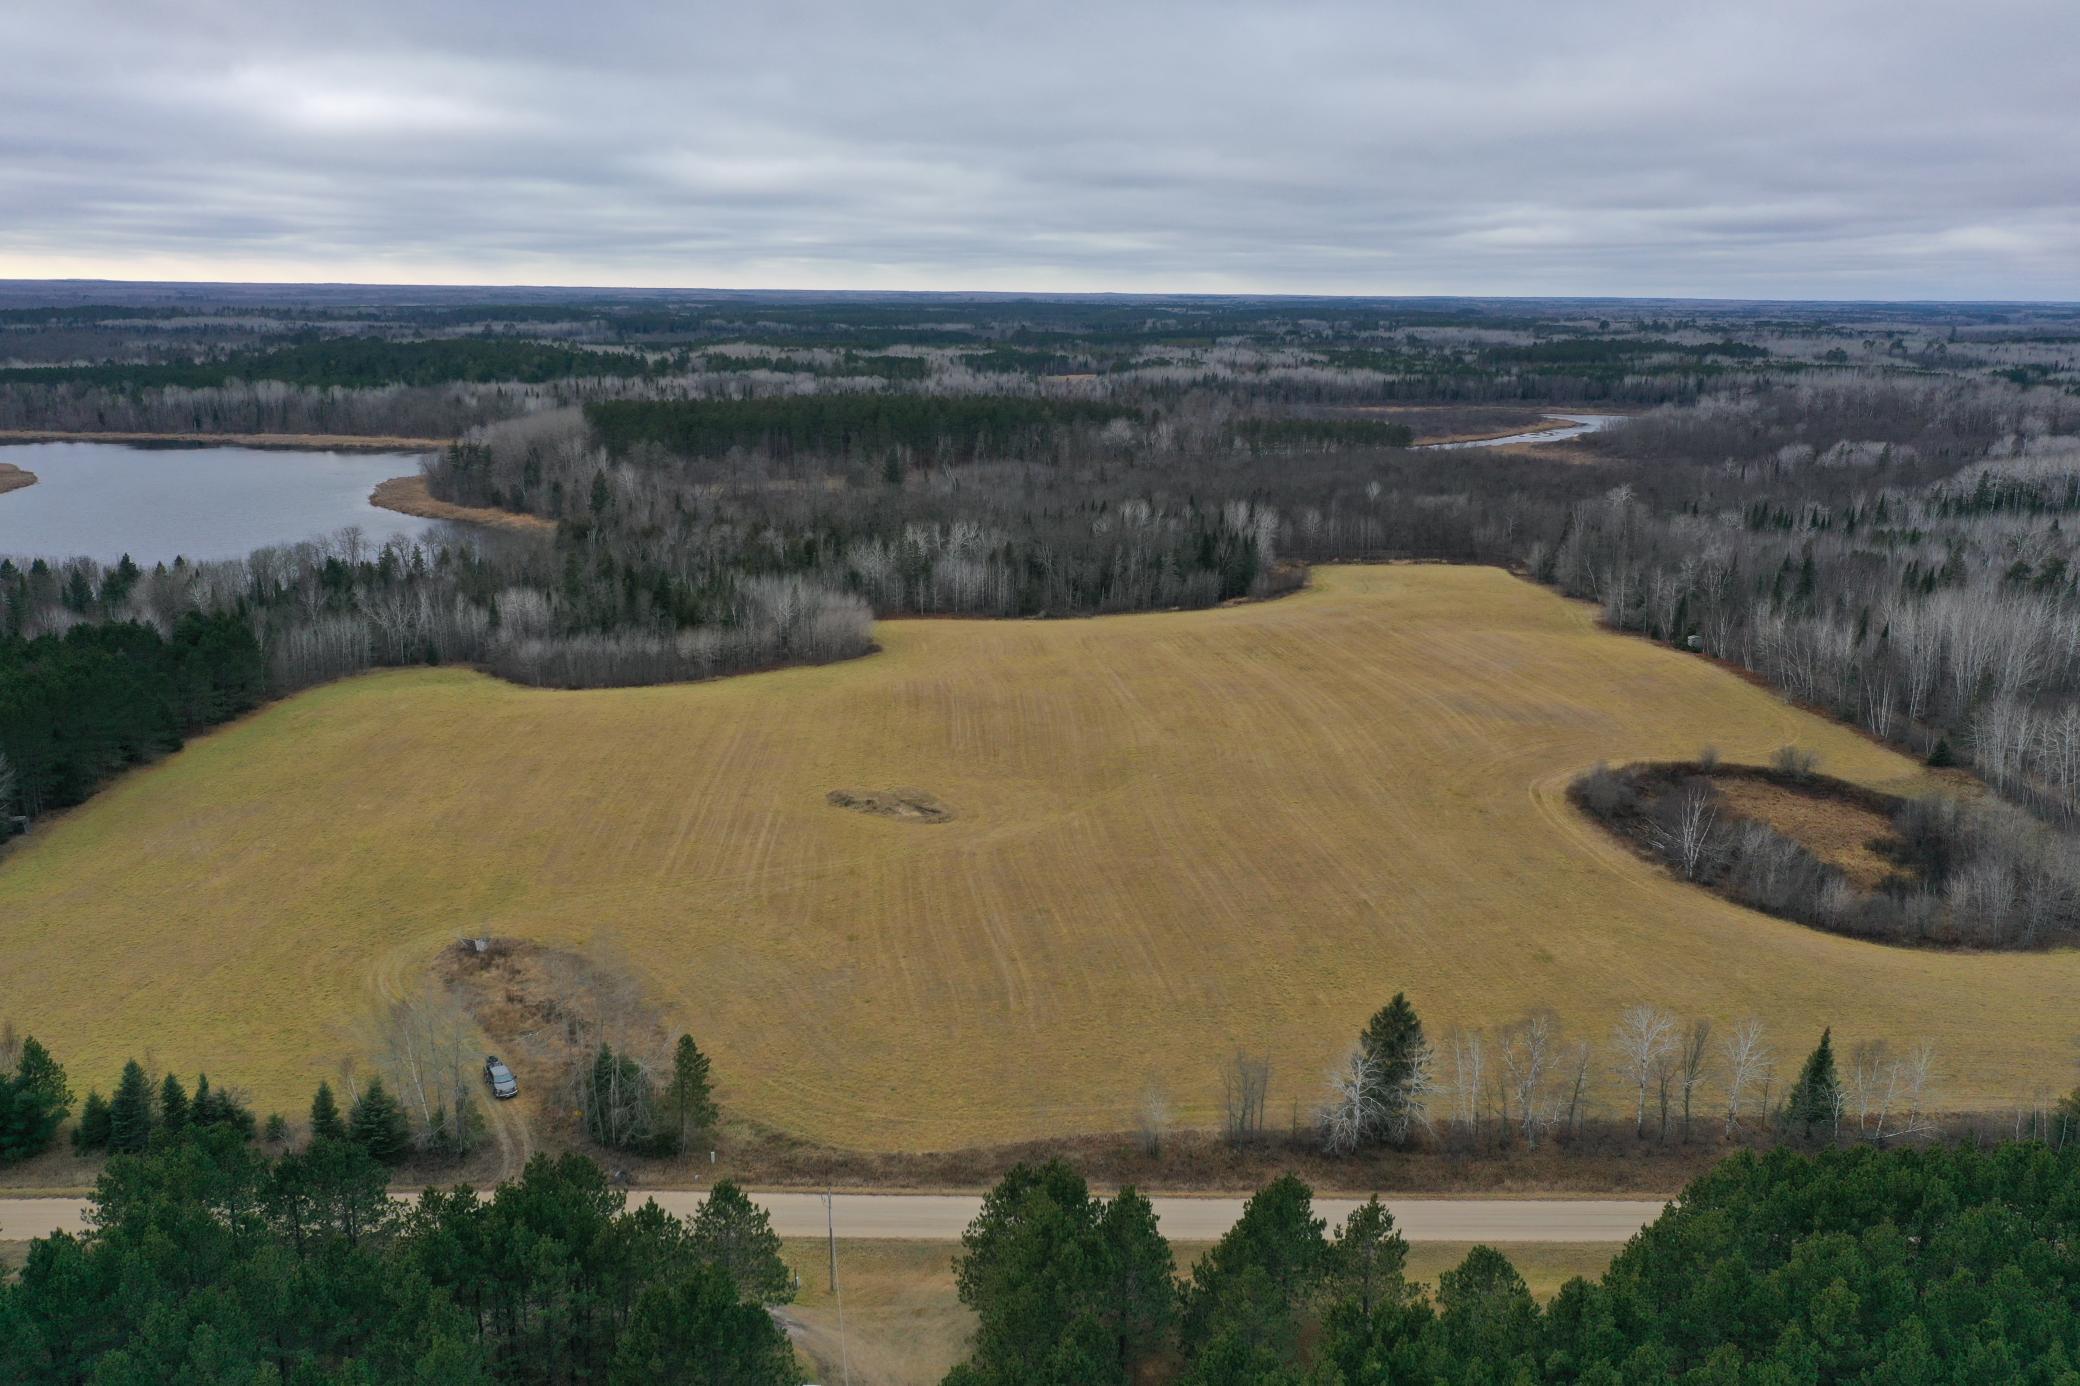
left=0, top=1036, right=72, bottom=1164
left=159, top=1074, right=189, bottom=1135
left=310, top=1081, right=347, bottom=1142
left=73, top=1090, right=113, bottom=1153
left=264, top=1112, right=289, bottom=1145
left=1783, top=1028, right=1842, bottom=1142
left=108, top=1059, right=154, bottom=1154
left=1358, top=993, right=1430, bottom=1147
left=349, top=1079, right=412, bottom=1163
left=669, top=1034, right=718, bottom=1153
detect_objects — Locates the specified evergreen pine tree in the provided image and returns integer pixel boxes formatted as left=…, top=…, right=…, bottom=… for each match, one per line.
left=349, top=1078, right=413, bottom=1163
left=264, top=1112, right=289, bottom=1145
left=310, top=1081, right=347, bottom=1142
left=1358, top=993, right=1430, bottom=1147
left=0, top=1036, right=72, bottom=1164
left=669, top=1034, right=717, bottom=1153
left=159, top=1073, right=189, bottom=1135
left=1783, top=1028, right=1842, bottom=1142
left=73, top=1090, right=113, bottom=1153
left=689, top=1180, right=794, bottom=1305
left=108, top=1059, right=154, bottom=1154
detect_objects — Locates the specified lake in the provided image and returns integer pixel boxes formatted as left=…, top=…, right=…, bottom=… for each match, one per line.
left=0, top=441, right=447, bottom=564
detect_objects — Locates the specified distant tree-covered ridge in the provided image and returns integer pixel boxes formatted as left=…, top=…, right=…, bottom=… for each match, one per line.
left=585, top=393, right=1136, bottom=462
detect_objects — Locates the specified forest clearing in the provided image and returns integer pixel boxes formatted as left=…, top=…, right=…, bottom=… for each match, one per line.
left=0, top=564, right=2068, bottom=1151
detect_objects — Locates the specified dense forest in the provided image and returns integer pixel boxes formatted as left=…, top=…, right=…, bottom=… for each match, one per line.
left=941, top=1142, right=2080, bottom=1383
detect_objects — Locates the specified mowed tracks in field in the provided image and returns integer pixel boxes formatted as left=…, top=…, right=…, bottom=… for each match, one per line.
left=2, top=565, right=2072, bottom=1152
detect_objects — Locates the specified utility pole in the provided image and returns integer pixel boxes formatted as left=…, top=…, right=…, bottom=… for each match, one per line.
left=824, top=1186, right=851, bottom=1385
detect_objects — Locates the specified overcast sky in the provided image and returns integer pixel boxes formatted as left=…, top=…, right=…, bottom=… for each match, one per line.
left=4, top=1, right=2075, bottom=299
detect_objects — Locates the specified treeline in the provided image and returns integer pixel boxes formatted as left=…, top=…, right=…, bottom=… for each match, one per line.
left=585, top=393, right=1136, bottom=463
left=0, top=532, right=870, bottom=832
left=1299, top=993, right=1944, bottom=1161
left=0, top=376, right=541, bottom=438
left=946, top=1142, right=2080, bottom=1383
left=0, top=604, right=264, bottom=819
left=0, top=336, right=665, bottom=391
left=0, top=1131, right=800, bottom=1383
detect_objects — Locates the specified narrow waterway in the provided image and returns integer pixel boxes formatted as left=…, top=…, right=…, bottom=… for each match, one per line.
left=1416, top=413, right=1622, bottom=451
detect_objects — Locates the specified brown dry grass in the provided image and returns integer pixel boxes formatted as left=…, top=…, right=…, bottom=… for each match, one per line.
left=778, top=1236, right=1617, bottom=1384
left=782, top=1239, right=972, bottom=1385
left=5, top=565, right=2074, bottom=1154
left=0, top=461, right=34, bottom=496
left=369, top=474, right=556, bottom=535
left=1712, top=776, right=1903, bottom=889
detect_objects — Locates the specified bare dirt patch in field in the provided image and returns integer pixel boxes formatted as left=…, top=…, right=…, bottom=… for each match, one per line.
left=827, top=788, right=957, bottom=823
left=437, top=938, right=676, bottom=1149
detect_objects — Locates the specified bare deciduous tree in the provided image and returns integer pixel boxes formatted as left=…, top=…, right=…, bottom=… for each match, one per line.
left=1647, top=784, right=1726, bottom=881
left=1441, top=1028, right=1488, bottom=1144
left=1848, top=1039, right=1940, bottom=1146
left=1676, top=1018, right=1713, bottom=1142
left=1137, top=1079, right=1170, bottom=1156
left=1220, top=1051, right=1272, bottom=1145
left=1318, top=1050, right=1384, bottom=1155
left=1612, top=1005, right=1678, bottom=1138
left=1499, top=1011, right=1560, bottom=1148
left=1720, top=1017, right=1773, bottom=1134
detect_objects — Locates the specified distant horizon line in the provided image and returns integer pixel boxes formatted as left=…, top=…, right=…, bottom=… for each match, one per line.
left=2, top=276, right=2077, bottom=309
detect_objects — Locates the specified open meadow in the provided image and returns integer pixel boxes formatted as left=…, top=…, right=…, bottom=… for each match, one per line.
left=2, top=565, right=2072, bottom=1151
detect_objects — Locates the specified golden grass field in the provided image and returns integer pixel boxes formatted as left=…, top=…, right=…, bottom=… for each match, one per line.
left=2, top=565, right=2074, bottom=1151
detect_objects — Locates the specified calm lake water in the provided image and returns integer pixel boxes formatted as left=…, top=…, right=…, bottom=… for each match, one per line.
left=0, top=441, right=446, bottom=564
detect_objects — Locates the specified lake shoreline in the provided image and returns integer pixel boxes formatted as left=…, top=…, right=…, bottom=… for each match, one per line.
left=0, top=461, right=34, bottom=496
left=0, top=429, right=451, bottom=453
left=368, top=475, right=556, bottom=536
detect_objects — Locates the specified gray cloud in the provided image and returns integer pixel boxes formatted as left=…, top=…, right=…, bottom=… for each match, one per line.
left=2, top=0, right=2075, bottom=296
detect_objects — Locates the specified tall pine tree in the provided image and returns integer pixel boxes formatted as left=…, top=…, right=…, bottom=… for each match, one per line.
left=1358, top=993, right=1431, bottom=1147
left=1783, top=1028, right=1842, bottom=1142
left=108, top=1059, right=154, bottom=1154
left=0, top=1036, right=72, bottom=1164
left=310, top=1081, right=346, bottom=1142
left=348, top=1079, right=412, bottom=1163
left=158, top=1074, right=189, bottom=1135
left=668, top=1034, right=717, bottom=1153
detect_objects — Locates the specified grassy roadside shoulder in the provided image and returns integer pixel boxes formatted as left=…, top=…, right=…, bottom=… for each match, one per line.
left=778, top=1237, right=1620, bottom=1385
